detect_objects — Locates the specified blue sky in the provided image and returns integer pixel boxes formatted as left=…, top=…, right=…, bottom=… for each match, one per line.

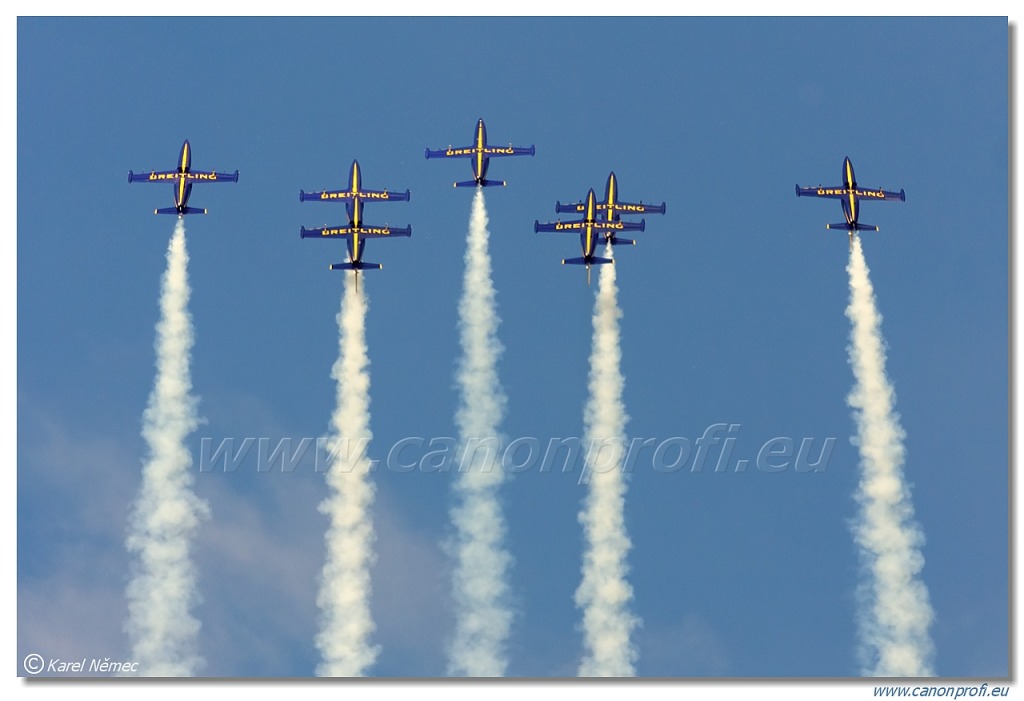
left=15, top=15, right=1009, bottom=684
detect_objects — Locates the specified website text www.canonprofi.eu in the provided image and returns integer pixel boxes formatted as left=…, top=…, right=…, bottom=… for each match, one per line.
left=197, top=423, right=837, bottom=478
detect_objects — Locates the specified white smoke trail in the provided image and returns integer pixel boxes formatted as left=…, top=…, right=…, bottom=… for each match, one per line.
left=846, top=236, right=935, bottom=676
left=125, top=218, right=209, bottom=676
left=315, top=271, right=379, bottom=677
left=447, top=188, right=513, bottom=677
left=575, top=243, right=638, bottom=677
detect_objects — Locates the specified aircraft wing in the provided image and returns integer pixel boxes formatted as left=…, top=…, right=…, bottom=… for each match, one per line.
left=482, top=145, right=535, bottom=157
left=534, top=219, right=644, bottom=233
left=425, top=146, right=474, bottom=159
left=604, top=219, right=645, bottom=233
left=795, top=185, right=847, bottom=199
left=128, top=169, right=238, bottom=183
left=535, top=220, right=584, bottom=233
left=795, top=185, right=904, bottom=202
left=129, top=169, right=177, bottom=183
left=556, top=200, right=665, bottom=215
left=300, top=188, right=410, bottom=203
left=554, top=201, right=585, bottom=214
left=300, top=225, right=412, bottom=239
left=607, top=200, right=665, bottom=215
left=424, top=145, right=534, bottom=159
left=185, top=169, right=239, bottom=182
left=874, top=188, right=906, bottom=202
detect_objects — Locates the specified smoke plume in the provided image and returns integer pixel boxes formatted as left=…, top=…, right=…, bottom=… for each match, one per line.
left=315, top=271, right=380, bottom=676
left=846, top=236, right=935, bottom=676
left=447, top=188, right=514, bottom=677
left=575, top=243, right=638, bottom=677
left=125, top=219, right=209, bottom=676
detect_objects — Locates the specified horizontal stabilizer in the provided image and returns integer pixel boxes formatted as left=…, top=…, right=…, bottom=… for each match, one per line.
left=609, top=237, right=636, bottom=246
left=155, top=206, right=206, bottom=216
left=330, top=262, right=382, bottom=271
left=454, top=179, right=506, bottom=188
left=562, top=256, right=613, bottom=266
left=827, top=222, right=878, bottom=232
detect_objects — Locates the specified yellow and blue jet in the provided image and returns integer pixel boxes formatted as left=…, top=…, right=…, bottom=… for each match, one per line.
left=300, top=160, right=411, bottom=285
left=425, top=118, right=534, bottom=187
left=796, top=156, right=905, bottom=249
left=555, top=171, right=665, bottom=246
left=535, top=188, right=645, bottom=286
left=128, top=139, right=238, bottom=217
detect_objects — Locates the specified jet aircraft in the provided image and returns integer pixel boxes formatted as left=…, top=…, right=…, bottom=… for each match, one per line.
left=128, top=140, right=238, bottom=216
left=796, top=157, right=905, bottom=248
left=535, top=188, right=645, bottom=285
left=425, top=118, right=534, bottom=187
left=556, top=171, right=665, bottom=245
left=300, top=160, right=411, bottom=285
